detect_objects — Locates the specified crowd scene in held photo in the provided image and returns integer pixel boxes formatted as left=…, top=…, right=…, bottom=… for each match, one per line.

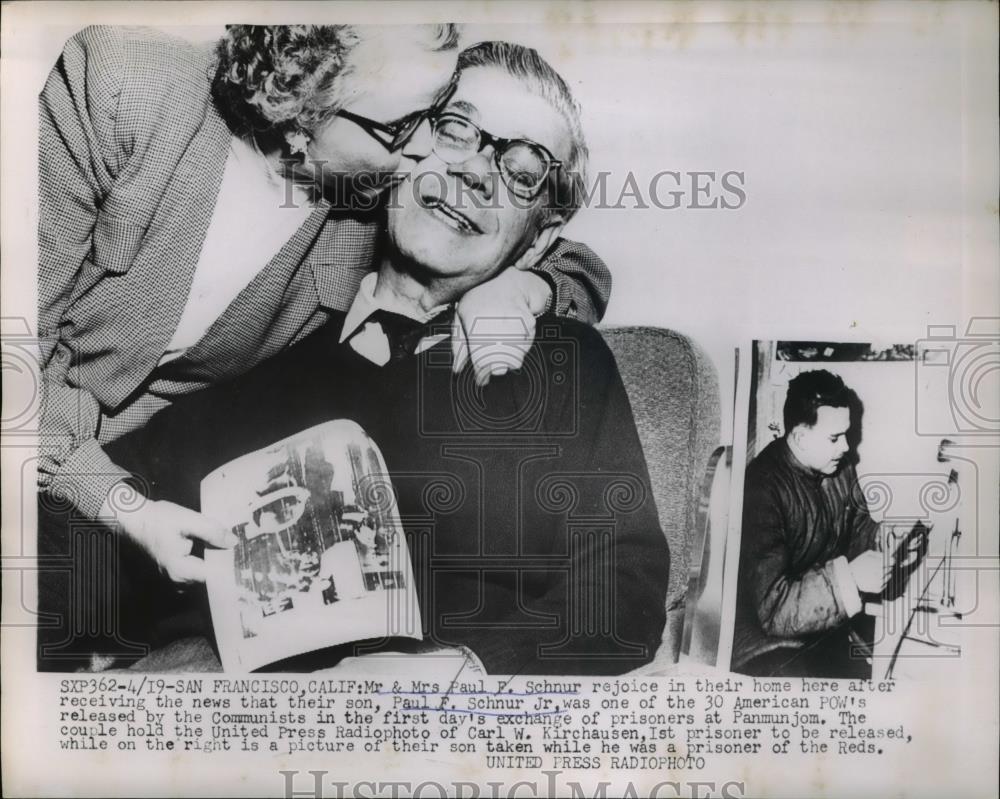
left=227, top=434, right=406, bottom=638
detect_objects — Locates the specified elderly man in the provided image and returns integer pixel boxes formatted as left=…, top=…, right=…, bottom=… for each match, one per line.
left=732, top=370, right=902, bottom=678
left=92, top=41, right=670, bottom=675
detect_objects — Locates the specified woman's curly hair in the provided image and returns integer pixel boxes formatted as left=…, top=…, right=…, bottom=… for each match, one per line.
left=211, top=24, right=459, bottom=152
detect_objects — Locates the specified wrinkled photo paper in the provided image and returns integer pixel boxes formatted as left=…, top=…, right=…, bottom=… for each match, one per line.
left=202, top=421, right=421, bottom=672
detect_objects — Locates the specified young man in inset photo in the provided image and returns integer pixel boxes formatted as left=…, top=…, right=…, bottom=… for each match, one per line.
left=732, top=369, right=891, bottom=678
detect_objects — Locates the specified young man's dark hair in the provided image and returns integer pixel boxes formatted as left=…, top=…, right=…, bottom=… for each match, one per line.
left=782, top=369, right=861, bottom=433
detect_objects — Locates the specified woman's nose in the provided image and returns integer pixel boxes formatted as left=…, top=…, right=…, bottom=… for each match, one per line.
left=400, top=118, right=434, bottom=162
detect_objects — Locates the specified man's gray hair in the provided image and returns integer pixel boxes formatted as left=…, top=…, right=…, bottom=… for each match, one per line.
left=457, top=41, right=589, bottom=222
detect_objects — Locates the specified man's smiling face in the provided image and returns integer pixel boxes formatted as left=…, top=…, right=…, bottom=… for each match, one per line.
left=385, top=65, right=571, bottom=294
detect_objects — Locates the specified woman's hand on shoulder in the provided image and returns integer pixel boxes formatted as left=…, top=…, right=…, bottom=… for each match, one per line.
left=452, top=268, right=551, bottom=386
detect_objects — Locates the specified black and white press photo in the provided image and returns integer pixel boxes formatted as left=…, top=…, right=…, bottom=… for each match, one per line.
left=1, top=3, right=997, bottom=798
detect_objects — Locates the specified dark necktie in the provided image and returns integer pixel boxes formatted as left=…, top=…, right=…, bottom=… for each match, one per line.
left=370, top=308, right=454, bottom=362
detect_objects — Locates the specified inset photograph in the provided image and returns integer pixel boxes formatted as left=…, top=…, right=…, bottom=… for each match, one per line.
left=723, top=341, right=970, bottom=680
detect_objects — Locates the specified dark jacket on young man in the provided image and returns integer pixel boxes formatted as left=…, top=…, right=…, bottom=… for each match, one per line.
left=732, top=438, right=879, bottom=674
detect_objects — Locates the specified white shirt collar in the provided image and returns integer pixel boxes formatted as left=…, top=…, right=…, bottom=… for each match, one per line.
left=340, top=273, right=452, bottom=365
left=339, top=273, right=449, bottom=342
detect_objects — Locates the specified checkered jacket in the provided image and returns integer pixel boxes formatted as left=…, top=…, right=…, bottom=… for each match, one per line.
left=37, top=26, right=613, bottom=519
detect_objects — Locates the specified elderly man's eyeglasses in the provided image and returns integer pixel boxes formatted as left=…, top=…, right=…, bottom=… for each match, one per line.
left=428, top=113, right=562, bottom=199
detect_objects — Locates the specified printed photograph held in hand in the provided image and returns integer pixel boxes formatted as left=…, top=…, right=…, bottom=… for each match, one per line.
left=201, top=420, right=421, bottom=671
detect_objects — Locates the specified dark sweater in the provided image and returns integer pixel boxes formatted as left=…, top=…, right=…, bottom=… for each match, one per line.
left=108, top=313, right=669, bottom=675
left=732, top=438, right=879, bottom=670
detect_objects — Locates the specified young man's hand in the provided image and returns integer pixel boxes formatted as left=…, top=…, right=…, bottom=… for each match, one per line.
left=848, top=549, right=890, bottom=595
left=452, top=268, right=552, bottom=386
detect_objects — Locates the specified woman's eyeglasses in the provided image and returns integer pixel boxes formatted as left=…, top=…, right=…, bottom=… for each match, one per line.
left=334, top=108, right=430, bottom=152
left=334, top=74, right=460, bottom=153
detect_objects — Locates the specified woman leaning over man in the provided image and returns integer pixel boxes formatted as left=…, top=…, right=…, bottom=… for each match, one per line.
left=37, top=24, right=610, bottom=667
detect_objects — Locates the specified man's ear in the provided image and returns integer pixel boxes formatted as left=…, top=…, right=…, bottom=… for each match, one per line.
left=511, top=218, right=566, bottom=272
